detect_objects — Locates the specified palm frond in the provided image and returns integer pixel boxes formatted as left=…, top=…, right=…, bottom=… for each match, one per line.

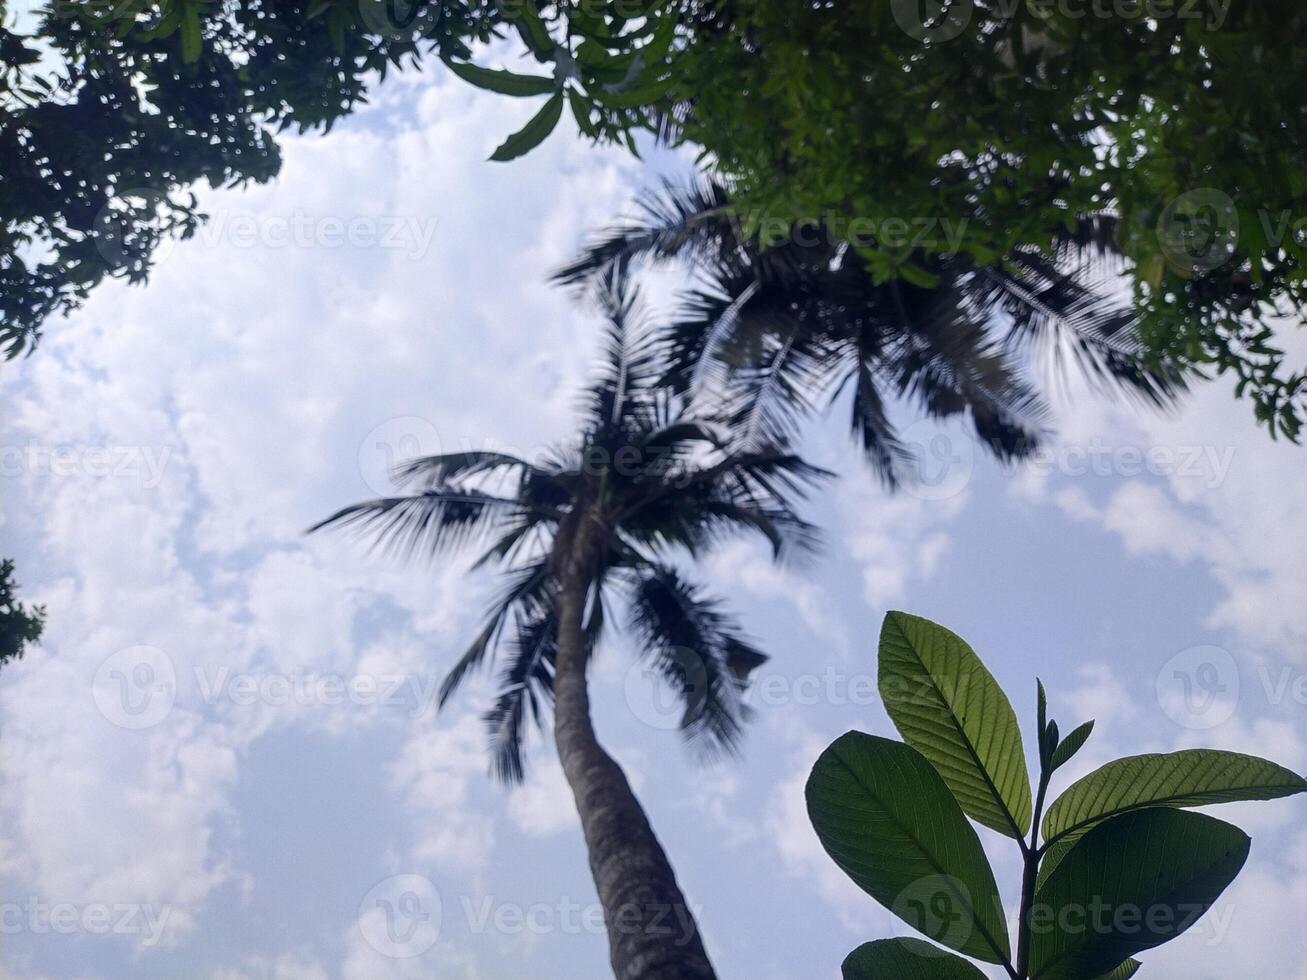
left=306, top=490, right=533, bottom=562
left=552, top=178, right=736, bottom=288
left=485, top=603, right=558, bottom=784
left=438, top=559, right=554, bottom=709
left=582, top=266, right=665, bottom=434
left=627, top=565, right=767, bottom=757
left=392, top=450, right=533, bottom=490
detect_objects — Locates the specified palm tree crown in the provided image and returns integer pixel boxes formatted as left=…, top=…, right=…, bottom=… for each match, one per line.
left=554, top=180, right=1188, bottom=487
left=310, top=271, right=828, bottom=782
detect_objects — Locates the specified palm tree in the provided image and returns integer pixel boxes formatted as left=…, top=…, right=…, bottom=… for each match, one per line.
left=554, top=180, right=1188, bottom=485
left=310, top=271, right=827, bottom=980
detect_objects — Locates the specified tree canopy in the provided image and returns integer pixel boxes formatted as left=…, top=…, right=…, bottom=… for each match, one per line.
left=0, top=558, right=44, bottom=670
left=3, top=0, right=1305, bottom=434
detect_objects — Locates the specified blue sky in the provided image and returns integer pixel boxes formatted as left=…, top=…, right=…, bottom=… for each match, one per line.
left=1, top=53, right=1305, bottom=980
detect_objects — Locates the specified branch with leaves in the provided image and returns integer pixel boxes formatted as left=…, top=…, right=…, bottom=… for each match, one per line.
left=807, top=612, right=1307, bottom=980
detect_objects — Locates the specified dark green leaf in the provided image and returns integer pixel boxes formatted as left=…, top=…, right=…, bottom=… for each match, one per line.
left=879, top=611, right=1033, bottom=839
left=1049, top=720, right=1094, bottom=773
left=489, top=92, right=565, bottom=162
left=1092, top=960, right=1142, bottom=980
left=1031, top=809, right=1249, bottom=979
left=1043, top=749, right=1307, bottom=848
left=842, top=938, right=989, bottom=979
left=806, top=732, right=1011, bottom=965
left=444, top=59, right=558, bottom=97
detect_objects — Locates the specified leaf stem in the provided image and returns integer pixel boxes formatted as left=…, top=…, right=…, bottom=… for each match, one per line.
left=1016, top=761, right=1052, bottom=979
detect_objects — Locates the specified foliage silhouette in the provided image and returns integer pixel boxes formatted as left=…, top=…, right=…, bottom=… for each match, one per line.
left=556, top=180, right=1187, bottom=488
left=312, top=268, right=827, bottom=979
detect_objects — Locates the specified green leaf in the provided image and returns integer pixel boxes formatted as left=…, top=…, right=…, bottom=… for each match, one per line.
left=590, top=76, right=674, bottom=109
left=1092, top=960, right=1142, bottom=980
left=1031, top=809, right=1249, bottom=979
left=444, top=59, right=558, bottom=98
left=1049, top=720, right=1094, bottom=773
left=512, top=5, right=555, bottom=58
left=568, top=88, right=596, bottom=139
left=842, top=938, right=989, bottom=979
left=1042, top=749, right=1307, bottom=848
left=1041, top=719, right=1060, bottom=770
left=806, top=732, right=1011, bottom=966
left=879, top=611, right=1033, bottom=839
left=180, top=3, right=202, bottom=63
left=489, top=92, right=565, bottom=162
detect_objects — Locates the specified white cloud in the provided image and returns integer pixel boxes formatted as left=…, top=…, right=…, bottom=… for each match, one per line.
left=389, top=713, right=494, bottom=871
left=505, top=757, right=576, bottom=838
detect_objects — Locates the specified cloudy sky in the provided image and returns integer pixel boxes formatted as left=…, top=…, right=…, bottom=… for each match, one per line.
left=1, top=51, right=1305, bottom=980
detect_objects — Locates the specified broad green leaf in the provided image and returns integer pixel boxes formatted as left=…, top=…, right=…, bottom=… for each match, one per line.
left=842, top=938, right=988, bottom=979
left=879, top=611, right=1032, bottom=839
left=444, top=59, right=557, bottom=98
left=489, top=92, right=565, bottom=162
left=1035, top=837, right=1073, bottom=892
left=1049, top=720, right=1094, bottom=772
left=1092, top=960, right=1142, bottom=980
left=806, top=732, right=1011, bottom=965
left=1031, top=808, right=1249, bottom=980
left=1042, top=749, right=1307, bottom=848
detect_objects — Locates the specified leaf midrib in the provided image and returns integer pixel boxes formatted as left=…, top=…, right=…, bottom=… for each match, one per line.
left=831, top=748, right=1012, bottom=966
left=903, top=640, right=1028, bottom=841
left=1043, top=779, right=1306, bottom=849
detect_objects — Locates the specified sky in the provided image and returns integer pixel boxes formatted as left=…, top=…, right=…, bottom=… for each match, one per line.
left=1, top=48, right=1306, bottom=980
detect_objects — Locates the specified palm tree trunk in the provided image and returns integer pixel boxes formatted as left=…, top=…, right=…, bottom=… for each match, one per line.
left=551, top=518, right=718, bottom=980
